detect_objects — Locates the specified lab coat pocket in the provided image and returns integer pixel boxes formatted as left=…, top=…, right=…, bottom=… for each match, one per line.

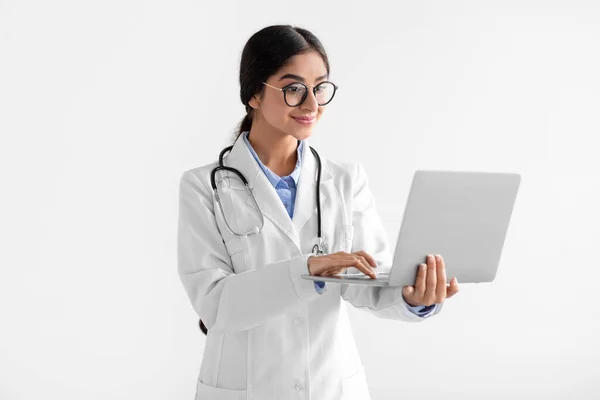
left=341, top=364, right=371, bottom=400
left=222, top=236, right=247, bottom=273
left=195, top=378, right=246, bottom=400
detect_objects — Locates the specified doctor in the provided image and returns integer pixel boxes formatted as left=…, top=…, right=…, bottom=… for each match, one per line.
left=178, top=25, right=460, bottom=400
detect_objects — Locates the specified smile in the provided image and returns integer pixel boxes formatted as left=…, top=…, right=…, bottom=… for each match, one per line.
left=292, top=116, right=315, bottom=125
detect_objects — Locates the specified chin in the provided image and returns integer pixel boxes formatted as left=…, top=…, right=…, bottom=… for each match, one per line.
left=292, top=129, right=313, bottom=141
left=290, top=123, right=316, bottom=136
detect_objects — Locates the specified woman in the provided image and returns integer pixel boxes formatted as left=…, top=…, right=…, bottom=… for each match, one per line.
left=178, top=24, right=460, bottom=400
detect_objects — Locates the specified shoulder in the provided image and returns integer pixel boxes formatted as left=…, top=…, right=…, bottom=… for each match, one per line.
left=321, top=157, right=369, bottom=185
left=319, top=156, right=371, bottom=199
left=179, top=160, right=220, bottom=197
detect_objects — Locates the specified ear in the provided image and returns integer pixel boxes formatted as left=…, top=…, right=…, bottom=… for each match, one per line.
left=248, top=94, right=260, bottom=110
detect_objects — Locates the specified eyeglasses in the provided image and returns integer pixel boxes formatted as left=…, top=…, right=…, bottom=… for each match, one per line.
left=262, top=80, right=339, bottom=107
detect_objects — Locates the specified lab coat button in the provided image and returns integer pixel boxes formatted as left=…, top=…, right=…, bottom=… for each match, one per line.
left=295, top=384, right=303, bottom=391
left=293, top=318, right=301, bottom=325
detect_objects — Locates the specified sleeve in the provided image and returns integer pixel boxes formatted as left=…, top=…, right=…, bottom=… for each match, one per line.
left=314, top=280, right=327, bottom=294
left=340, top=163, right=444, bottom=322
left=406, top=303, right=439, bottom=318
left=177, top=170, right=324, bottom=335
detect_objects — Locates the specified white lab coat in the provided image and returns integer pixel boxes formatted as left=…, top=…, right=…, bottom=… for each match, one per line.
left=177, top=134, right=443, bottom=400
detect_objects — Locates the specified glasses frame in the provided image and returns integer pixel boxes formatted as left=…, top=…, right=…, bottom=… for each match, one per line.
left=262, top=80, right=339, bottom=107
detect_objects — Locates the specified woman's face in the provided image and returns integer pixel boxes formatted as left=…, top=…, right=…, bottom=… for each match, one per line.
left=249, top=50, right=329, bottom=141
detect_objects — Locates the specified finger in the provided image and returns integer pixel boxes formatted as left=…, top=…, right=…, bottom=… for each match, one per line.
left=358, top=255, right=376, bottom=274
left=353, top=250, right=377, bottom=268
left=435, top=255, right=447, bottom=302
left=424, top=255, right=437, bottom=304
left=402, top=285, right=415, bottom=299
left=356, top=255, right=369, bottom=269
left=351, top=256, right=377, bottom=278
left=446, top=277, right=460, bottom=298
left=352, top=250, right=377, bottom=268
left=353, top=255, right=375, bottom=277
left=415, top=263, right=427, bottom=297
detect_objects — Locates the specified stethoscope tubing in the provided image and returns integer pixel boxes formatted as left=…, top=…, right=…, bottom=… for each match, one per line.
left=209, top=144, right=324, bottom=255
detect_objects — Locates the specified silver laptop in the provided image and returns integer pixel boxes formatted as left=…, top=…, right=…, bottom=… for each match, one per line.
left=302, top=170, right=521, bottom=287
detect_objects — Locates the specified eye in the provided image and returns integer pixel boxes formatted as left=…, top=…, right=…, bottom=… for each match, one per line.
left=287, top=83, right=305, bottom=92
left=315, top=82, right=331, bottom=92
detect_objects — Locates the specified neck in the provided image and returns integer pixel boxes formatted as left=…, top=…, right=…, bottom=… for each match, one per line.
left=247, top=125, right=299, bottom=177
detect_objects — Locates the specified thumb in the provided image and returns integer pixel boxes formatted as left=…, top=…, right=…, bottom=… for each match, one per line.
left=446, top=277, right=460, bottom=298
left=402, top=285, right=414, bottom=298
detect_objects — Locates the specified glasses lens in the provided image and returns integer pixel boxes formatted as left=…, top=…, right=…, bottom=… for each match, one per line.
left=315, top=82, right=335, bottom=105
left=284, top=82, right=336, bottom=106
left=284, top=83, right=307, bottom=107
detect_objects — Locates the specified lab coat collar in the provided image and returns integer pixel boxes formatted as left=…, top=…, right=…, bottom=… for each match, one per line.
left=242, top=130, right=303, bottom=188
left=223, top=133, right=333, bottom=251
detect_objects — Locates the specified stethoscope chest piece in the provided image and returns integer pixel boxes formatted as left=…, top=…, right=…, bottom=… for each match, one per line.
left=312, top=236, right=328, bottom=256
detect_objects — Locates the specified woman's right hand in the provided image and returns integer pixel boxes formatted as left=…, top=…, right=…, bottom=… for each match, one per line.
left=307, top=250, right=378, bottom=279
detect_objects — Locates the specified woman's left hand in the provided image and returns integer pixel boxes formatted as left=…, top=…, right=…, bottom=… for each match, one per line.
left=402, top=254, right=460, bottom=307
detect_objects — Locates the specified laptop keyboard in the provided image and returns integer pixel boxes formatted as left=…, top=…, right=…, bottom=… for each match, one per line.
left=344, top=272, right=390, bottom=278
left=345, top=271, right=390, bottom=275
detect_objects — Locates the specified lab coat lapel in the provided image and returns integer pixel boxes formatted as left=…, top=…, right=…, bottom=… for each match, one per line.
left=223, top=135, right=334, bottom=251
left=224, top=136, right=300, bottom=248
left=292, top=138, right=333, bottom=238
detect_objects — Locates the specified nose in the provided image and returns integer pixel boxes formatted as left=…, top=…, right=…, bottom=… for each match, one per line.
left=300, top=88, right=319, bottom=111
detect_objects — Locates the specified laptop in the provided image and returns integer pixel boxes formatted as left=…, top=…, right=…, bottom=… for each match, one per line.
left=302, top=170, right=521, bottom=287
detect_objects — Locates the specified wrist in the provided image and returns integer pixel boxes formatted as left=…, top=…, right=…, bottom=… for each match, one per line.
left=307, top=255, right=315, bottom=275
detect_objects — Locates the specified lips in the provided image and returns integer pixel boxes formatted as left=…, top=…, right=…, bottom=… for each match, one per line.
left=292, top=116, right=315, bottom=121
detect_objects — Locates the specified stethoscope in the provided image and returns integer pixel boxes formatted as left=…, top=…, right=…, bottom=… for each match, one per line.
left=209, top=144, right=327, bottom=256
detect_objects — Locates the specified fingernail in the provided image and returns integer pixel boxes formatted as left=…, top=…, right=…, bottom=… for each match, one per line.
left=427, top=255, right=433, bottom=261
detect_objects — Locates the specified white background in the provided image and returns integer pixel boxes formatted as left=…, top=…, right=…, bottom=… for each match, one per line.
left=1, top=1, right=599, bottom=399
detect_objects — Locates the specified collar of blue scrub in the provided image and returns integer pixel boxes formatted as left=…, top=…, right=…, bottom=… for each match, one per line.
left=242, top=130, right=303, bottom=189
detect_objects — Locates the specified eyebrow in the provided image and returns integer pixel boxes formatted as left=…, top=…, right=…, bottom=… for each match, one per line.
left=279, top=73, right=328, bottom=83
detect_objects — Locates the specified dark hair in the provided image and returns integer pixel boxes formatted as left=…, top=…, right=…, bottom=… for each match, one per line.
left=199, top=25, right=330, bottom=336
left=230, top=24, right=331, bottom=145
